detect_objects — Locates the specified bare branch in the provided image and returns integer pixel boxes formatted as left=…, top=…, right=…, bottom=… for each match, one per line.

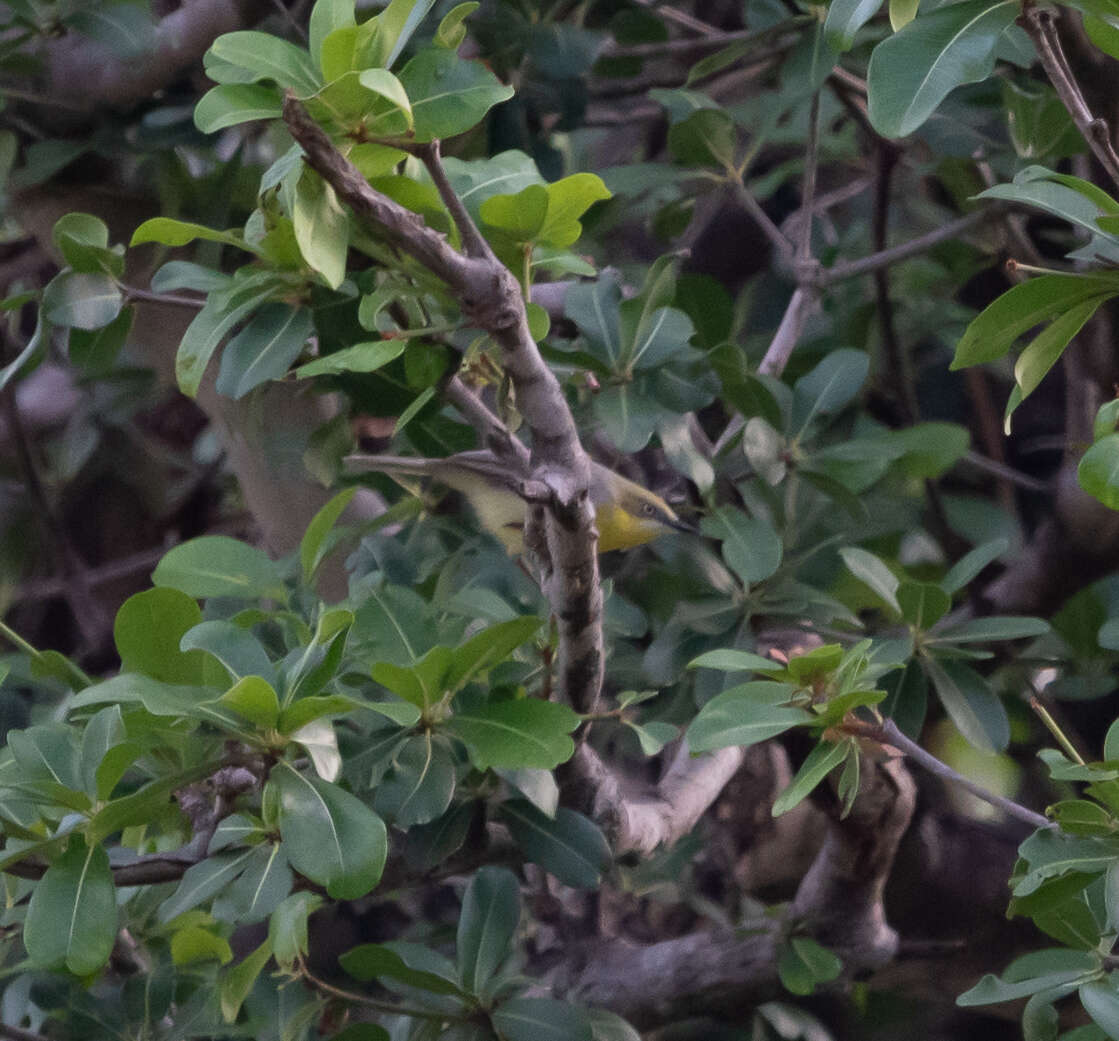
left=1019, top=3, right=1119, bottom=192
left=846, top=718, right=1052, bottom=831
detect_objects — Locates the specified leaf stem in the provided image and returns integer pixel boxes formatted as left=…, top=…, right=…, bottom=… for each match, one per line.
left=1029, top=696, right=1085, bottom=765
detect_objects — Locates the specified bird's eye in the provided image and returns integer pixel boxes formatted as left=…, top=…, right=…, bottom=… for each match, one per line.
left=642, top=502, right=655, bottom=516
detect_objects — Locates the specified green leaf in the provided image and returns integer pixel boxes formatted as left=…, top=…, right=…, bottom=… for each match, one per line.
left=436, top=1, right=479, bottom=47
left=952, top=275, right=1119, bottom=370
left=78, top=704, right=126, bottom=800
left=700, top=507, right=782, bottom=585
left=897, top=582, right=951, bottom=630
left=301, top=488, right=357, bottom=584
left=458, top=865, right=520, bottom=995
left=153, top=536, right=286, bottom=601
left=839, top=546, right=901, bottom=614
left=114, top=582, right=209, bottom=689
left=194, top=84, right=283, bottom=132
left=686, top=681, right=809, bottom=753
left=293, top=169, right=349, bottom=291
left=446, top=617, right=542, bottom=692
left=688, top=649, right=780, bottom=674
left=69, top=306, right=133, bottom=375
left=1080, top=435, right=1119, bottom=511
left=923, top=657, right=1009, bottom=752
left=340, top=943, right=468, bottom=996
left=930, top=616, right=1050, bottom=643
left=941, top=538, right=1009, bottom=594
left=175, top=273, right=278, bottom=396
left=269, top=890, right=323, bottom=970
left=491, top=998, right=595, bottom=1041
left=170, top=926, right=234, bottom=966
left=399, top=48, right=514, bottom=143
left=24, top=835, right=117, bottom=975
left=444, top=699, right=579, bottom=770
left=866, top=0, right=1020, bottom=137
left=181, top=619, right=277, bottom=686
left=778, top=936, right=843, bottom=996
left=219, top=675, right=281, bottom=729
left=772, top=740, right=850, bottom=817
left=273, top=762, right=388, bottom=899
left=157, top=849, right=256, bottom=922
left=1014, top=295, right=1108, bottom=402
left=295, top=339, right=406, bottom=378
left=373, top=733, right=456, bottom=826
left=212, top=842, right=293, bottom=923
left=1080, top=981, right=1119, bottom=1040
left=42, top=271, right=121, bottom=331
left=825, top=0, right=883, bottom=49
left=793, top=348, right=869, bottom=427
left=208, top=30, right=320, bottom=94
left=215, top=302, right=313, bottom=399
left=130, top=218, right=254, bottom=252
left=480, top=173, right=611, bottom=248
left=587, top=1009, right=642, bottom=1041
left=666, top=109, right=736, bottom=167
left=499, top=800, right=611, bottom=889
left=53, top=212, right=121, bottom=276
left=958, top=968, right=1092, bottom=1006
left=220, top=938, right=273, bottom=1023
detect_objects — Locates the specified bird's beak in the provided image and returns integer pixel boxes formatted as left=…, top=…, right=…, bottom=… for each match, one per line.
left=667, top=517, right=699, bottom=535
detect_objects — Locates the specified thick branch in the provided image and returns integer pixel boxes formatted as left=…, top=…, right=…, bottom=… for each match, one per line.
left=572, top=742, right=745, bottom=855
left=42, top=0, right=269, bottom=111
left=556, top=752, right=915, bottom=1028
left=282, top=96, right=604, bottom=712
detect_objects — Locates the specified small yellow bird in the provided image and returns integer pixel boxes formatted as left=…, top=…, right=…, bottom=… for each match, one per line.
left=344, top=450, right=693, bottom=553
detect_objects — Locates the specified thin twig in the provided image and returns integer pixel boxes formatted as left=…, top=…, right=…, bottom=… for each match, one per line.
left=1019, top=3, right=1119, bottom=192
left=628, top=0, right=721, bottom=35
left=602, top=19, right=811, bottom=58
left=847, top=718, right=1052, bottom=831
left=122, top=285, right=206, bottom=310
left=731, top=181, right=795, bottom=266
left=298, top=961, right=462, bottom=1022
left=797, top=93, right=821, bottom=266
left=817, top=208, right=996, bottom=286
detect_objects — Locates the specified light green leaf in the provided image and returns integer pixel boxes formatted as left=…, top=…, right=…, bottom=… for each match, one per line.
left=220, top=938, right=273, bottom=1023
left=194, top=84, right=283, bottom=132
left=436, top=1, right=478, bottom=47
left=295, top=339, right=406, bottom=378
left=130, top=218, right=254, bottom=252
left=294, top=169, right=349, bottom=290
left=153, top=536, right=286, bottom=601
left=208, top=31, right=321, bottom=94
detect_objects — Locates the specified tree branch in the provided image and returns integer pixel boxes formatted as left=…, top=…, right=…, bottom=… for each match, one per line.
left=282, top=95, right=604, bottom=713
left=572, top=741, right=746, bottom=855
left=1019, top=3, right=1119, bottom=192
left=555, top=752, right=916, bottom=1028
left=846, top=718, right=1052, bottom=831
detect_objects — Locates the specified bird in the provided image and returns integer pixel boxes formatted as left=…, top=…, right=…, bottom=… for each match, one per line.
left=344, top=450, right=694, bottom=553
